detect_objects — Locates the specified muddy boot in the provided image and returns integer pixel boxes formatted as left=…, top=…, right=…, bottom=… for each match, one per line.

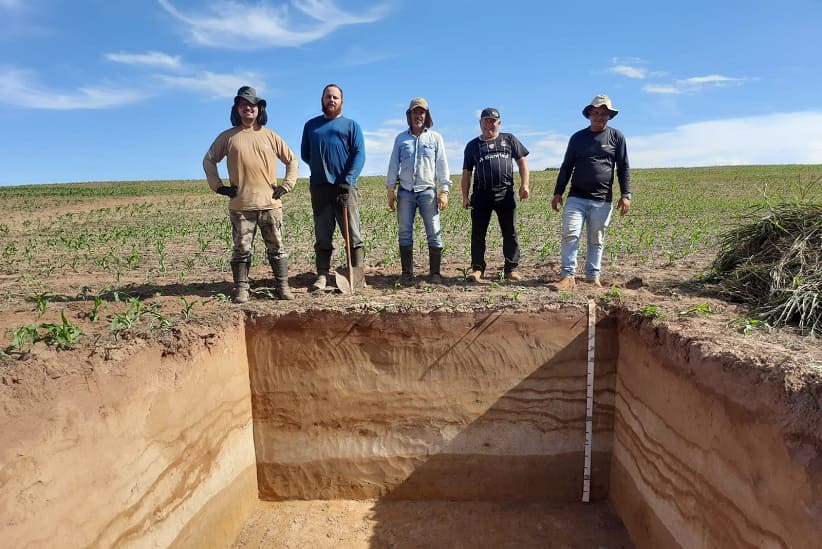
left=399, top=246, right=414, bottom=285
left=270, top=257, right=294, bottom=300
left=351, top=247, right=367, bottom=287
left=311, top=249, right=332, bottom=292
left=230, top=261, right=250, bottom=303
left=428, top=247, right=442, bottom=284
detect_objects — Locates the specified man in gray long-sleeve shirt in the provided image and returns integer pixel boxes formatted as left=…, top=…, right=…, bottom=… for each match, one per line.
left=550, top=94, right=631, bottom=290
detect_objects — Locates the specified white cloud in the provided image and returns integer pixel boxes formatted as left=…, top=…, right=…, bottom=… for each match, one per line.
left=445, top=112, right=822, bottom=172
left=106, top=51, right=182, bottom=69
left=610, top=64, right=647, bottom=79
left=0, top=59, right=266, bottom=109
left=105, top=51, right=265, bottom=98
left=519, top=133, right=571, bottom=171
left=643, top=84, right=683, bottom=95
left=0, top=68, right=148, bottom=109
left=630, top=112, right=822, bottom=167
left=157, top=71, right=265, bottom=98
left=158, top=0, right=389, bottom=49
left=678, top=74, right=741, bottom=85
left=644, top=73, right=749, bottom=95
left=362, top=120, right=405, bottom=177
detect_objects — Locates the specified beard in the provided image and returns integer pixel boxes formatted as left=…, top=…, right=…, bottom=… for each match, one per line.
left=322, top=102, right=342, bottom=118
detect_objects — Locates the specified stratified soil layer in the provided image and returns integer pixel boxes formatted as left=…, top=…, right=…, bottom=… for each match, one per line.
left=246, top=309, right=616, bottom=502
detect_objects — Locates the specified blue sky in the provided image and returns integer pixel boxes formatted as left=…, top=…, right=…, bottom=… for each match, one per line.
left=1, top=0, right=821, bottom=186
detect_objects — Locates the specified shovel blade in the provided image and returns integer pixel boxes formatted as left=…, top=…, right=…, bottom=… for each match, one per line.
left=335, top=267, right=365, bottom=294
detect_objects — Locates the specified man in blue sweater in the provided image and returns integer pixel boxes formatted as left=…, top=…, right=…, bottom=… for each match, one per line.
left=551, top=94, right=631, bottom=290
left=301, top=83, right=366, bottom=291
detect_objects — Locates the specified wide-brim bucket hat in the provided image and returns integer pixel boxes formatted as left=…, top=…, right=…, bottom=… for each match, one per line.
left=234, top=85, right=267, bottom=108
left=582, top=94, right=618, bottom=119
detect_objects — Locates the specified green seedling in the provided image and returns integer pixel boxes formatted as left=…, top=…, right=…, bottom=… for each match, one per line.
left=635, top=305, right=663, bottom=319
left=680, top=303, right=714, bottom=316
left=39, top=311, right=82, bottom=350
left=110, top=297, right=146, bottom=338
left=27, top=293, right=50, bottom=317
left=8, top=324, right=39, bottom=353
left=148, top=311, right=172, bottom=330
left=601, top=286, right=622, bottom=302
left=254, top=288, right=276, bottom=300
left=87, top=295, right=104, bottom=322
left=732, top=317, right=772, bottom=335
left=180, top=296, right=197, bottom=319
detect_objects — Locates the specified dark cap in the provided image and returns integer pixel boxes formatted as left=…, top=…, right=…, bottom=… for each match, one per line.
left=480, top=107, right=500, bottom=119
left=234, top=86, right=266, bottom=107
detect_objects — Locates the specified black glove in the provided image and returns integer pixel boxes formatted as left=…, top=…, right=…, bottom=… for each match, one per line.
left=336, top=183, right=350, bottom=206
left=216, top=186, right=237, bottom=198
left=272, top=186, right=288, bottom=200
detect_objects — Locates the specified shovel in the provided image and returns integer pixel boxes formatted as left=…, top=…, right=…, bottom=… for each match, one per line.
left=335, top=191, right=365, bottom=294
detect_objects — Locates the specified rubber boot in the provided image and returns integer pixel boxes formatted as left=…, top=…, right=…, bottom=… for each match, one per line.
left=270, top=257, right=294, bottom=300
left=351, top=247, right=367, bottom=287
left=399, top=246, right=414, bottom=285
left=311, top=249, right=332, bottom=291
left=230, top=261, right=250, bottom=303
left=428, top=247, right=442, bottom=284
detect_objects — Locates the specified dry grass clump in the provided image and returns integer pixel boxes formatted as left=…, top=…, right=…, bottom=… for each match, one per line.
left=711, top=203, right=821, bottom=336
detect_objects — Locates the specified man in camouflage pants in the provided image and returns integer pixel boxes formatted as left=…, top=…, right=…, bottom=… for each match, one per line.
left=203, top=86, right=299, bottom=303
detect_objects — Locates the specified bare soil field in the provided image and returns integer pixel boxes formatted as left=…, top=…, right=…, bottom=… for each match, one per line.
left=0, top=167, right=820, bottom=548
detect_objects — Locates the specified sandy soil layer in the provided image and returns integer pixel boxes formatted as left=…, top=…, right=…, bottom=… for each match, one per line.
left=231, top=499, right=633, bottom=549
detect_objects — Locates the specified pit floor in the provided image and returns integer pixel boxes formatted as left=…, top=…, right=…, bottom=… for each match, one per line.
left=231, top=499, right=633, bottom=548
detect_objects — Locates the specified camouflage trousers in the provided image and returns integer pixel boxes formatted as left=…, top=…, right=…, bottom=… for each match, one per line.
left=230, top=208, right=286, bottom=263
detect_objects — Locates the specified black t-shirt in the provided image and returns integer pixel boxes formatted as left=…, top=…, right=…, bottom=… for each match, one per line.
left=463, top=133, right=529, bottom=197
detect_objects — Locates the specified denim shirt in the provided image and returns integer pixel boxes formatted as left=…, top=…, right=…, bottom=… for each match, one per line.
left=386, top=128, right=451, bottom=193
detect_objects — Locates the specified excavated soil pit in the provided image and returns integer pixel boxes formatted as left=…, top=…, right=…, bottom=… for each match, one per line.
left=237, top=308, right=627, bottom=548
left=1, top=307, right=819, bottom=548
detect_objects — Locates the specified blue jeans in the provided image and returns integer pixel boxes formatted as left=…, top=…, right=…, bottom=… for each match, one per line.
left=560, top=196, right=613, bottom=279
left=397, top=187, right=442, bottom=248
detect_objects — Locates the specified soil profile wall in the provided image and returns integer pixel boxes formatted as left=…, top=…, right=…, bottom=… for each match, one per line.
left=245, top=308, right=619, bottom=502
left=0, top=321, right=257, bottom=549
left=609, top=314, right=822, bottom=549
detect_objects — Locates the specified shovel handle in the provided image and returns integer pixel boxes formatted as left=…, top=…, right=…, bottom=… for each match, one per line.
left=341, top=196, right=353, bottom=273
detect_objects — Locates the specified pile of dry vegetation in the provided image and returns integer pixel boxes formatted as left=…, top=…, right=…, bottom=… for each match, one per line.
left=712, top=202, right=821, bottom=336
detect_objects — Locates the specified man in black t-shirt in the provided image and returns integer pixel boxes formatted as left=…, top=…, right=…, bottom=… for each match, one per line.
left=461, top=107, right=530, bottom=282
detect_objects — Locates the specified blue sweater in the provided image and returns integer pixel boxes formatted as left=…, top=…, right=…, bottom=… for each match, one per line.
left=301, top=115, right=366, bottom=186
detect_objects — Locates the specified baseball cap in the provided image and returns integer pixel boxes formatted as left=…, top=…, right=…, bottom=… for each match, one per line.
left=407, top=97, right=430, bottom=112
